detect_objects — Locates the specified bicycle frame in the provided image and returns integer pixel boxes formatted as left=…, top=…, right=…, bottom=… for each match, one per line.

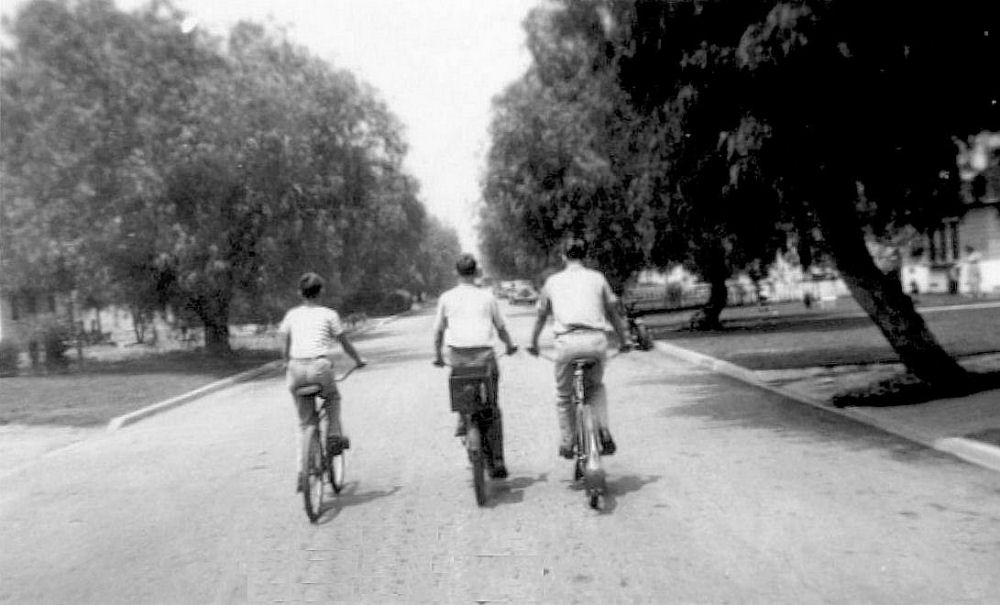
left=438, top=349, right=512, bottom=506
left=538, top=348, right=622, bottom=509
left=297, top=362, right=361, bottom=522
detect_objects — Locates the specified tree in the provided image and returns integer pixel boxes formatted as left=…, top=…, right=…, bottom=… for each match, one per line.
left=606, top=0, right=1000, bottom=385
left=2, top=1, right=441, bottom=355
left=480, top=3, right=655, bottom=291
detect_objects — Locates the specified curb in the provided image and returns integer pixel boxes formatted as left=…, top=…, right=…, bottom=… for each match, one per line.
left=106, top=360, right=283, bottom=431
left=653, top=340, right=1000, bottom=474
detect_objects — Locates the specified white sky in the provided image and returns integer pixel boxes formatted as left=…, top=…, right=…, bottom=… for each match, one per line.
left=4, top=0, right=539, bottom=253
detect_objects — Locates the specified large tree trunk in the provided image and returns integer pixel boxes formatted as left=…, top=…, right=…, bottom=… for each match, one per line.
left=191, top=292, right=233, bottom=357
left=203, top=319, right=231, bottom=357
left=814, top=189, right=967, bottom=388
left=691, top=243, right=729, bottom=330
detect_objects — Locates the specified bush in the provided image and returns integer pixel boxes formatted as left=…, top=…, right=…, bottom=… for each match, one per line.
left=0, top=341, right=20, bottom=377
left=342, top=290, right=412, bottom=316
left=42, top=323, right=71, bottom=369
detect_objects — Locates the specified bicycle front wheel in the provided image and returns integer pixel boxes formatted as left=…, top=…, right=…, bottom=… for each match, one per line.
left=328, top=450, right=346, bottom=494
left=302, top=426, right=325, bottom=523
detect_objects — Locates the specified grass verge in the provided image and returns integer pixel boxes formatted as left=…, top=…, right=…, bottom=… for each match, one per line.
left=0, top=349, right=280, bottom=427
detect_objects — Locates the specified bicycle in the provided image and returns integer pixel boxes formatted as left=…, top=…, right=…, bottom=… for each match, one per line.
left=532, top=345, right=626, bottom=510
left=297, top=362, right=364, bottom=523
left=434, top=348, right=516, bottom=506
left=624, top=301, right=654, bottom=351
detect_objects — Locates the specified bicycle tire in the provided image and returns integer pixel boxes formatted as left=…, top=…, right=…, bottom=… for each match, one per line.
left=636, top=323, right=653, bottom=350
left=302, top=426, right=325, bottom=523
left=467, top=424, right=488, bottom=506
left=328, top=452, right=346, bottom=494
left=581, top=406, right=607, bottom=509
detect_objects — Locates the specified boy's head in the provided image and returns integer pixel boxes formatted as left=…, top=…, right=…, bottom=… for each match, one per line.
left=298, top=272, right=324, bottom=299
left=562, top=237, right=587, bottom=260
left=455, top=254, right=478, bottom=278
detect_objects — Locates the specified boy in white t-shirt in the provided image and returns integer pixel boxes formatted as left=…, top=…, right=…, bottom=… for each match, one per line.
left=279, top=272, right=366, bottom=491
left=433, top=254, right=517, bottom=479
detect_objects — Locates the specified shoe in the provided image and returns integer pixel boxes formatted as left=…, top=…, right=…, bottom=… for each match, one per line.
left=327, top=435, right=350, bottom=455
left=559, top=444, right=575, bottom=460
left=599, top=430, right=616, bottom=456
left=296, top=472, right=304, bottom=493
left=454, top=417, right=467, bottom=437
left=490, top=464, right=508, bottom=479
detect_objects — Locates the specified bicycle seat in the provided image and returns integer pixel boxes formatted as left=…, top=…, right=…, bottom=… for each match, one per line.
left=570, top=357, right=600, bottom=370
left=293, top=384, right=323, bottom=397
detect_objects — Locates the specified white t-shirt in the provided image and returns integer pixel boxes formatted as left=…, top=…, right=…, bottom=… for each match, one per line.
left=539, top=262, right=616, bottom=335
left=278, top=304, right=344, bottom=358
left=433, top=283, right=506, bottom=348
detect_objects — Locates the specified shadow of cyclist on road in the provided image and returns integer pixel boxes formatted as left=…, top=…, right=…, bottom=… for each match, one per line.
left=315, top=484, right=402, bottom=525
left=593, top=474, right=661, bottom=515
left=485, top=473, right=549, bottom=508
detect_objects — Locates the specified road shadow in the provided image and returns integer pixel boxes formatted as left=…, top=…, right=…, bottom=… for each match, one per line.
left=600, top=474, right=662, bottom=514
left=485, top=472, right=549, bottom=508
left=655, top=375, right=965, bottom=468
left=558, top=472, right=661, bottom=515
left=315, top=483, right=402, bottom=525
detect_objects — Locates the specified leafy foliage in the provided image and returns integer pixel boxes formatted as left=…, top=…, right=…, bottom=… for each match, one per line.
left=1, top=0, right=458, bottom=352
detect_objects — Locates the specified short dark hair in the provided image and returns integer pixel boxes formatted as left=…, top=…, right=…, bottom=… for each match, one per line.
left=298, top=272, right=324, bottom=299
left=455, top=253, right=478, bottom=277
left=562, top=237, right=587, bottom=260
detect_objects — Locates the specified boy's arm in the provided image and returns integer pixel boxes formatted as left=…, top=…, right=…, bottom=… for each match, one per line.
left=490, top=297, right=517, bottom=354
left=602, top=281, right=631, bottom=348
left=433, top=320, right=446, bottom=366
left=432, top=298, right=447, bottom=366
left=337, top=333, right=366, bottom=366
left=282, top=331, right=291, bottom=366
left=528, top=292, right=551, bottom=355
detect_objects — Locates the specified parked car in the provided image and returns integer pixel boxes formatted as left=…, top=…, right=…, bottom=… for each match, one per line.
left=509, top=286, right=539, bottom=305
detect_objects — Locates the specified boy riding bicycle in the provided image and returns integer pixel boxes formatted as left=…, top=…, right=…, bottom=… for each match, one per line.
left=433, top=254, right=518, bottom=479
left=528, top=237, right=632, bottom=459
left=279, top=272, right=366, bottom=492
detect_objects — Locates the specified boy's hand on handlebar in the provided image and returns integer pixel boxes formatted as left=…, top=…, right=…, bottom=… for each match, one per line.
left=355, top=358, right=368, bottom=368
left=526, top=345, right=540, bottom=357
left=506, top=344, right=518, bottom=356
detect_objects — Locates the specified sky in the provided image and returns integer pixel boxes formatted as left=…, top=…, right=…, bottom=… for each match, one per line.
left=3, top=0, right=540, bottom=253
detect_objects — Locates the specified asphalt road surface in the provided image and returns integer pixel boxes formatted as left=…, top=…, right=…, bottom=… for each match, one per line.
left=2, top=306, right=999, bottom=603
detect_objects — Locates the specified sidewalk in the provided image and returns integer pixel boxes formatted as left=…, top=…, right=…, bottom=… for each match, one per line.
left=656, top=341, right=1000, bottom=473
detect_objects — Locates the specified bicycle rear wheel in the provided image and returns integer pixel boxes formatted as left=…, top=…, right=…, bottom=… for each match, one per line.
left=302, top=426, right=325, bottom=523
left=467, top=423, right=487, bottom=506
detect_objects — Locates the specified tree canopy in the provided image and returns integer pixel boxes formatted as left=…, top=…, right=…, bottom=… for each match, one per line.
left=1, top=0, right=459, bottom=353
left=479, top=0, right=999, bottom=386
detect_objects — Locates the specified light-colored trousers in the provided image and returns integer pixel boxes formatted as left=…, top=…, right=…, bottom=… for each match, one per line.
left=553, top=331, right=609, bottom=448
left=286, top=357, right=342, bottom=473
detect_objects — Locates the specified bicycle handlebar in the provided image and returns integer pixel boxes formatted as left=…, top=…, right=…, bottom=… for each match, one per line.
left=530, top=347, right=627, bottom=363
left=433, top=346, right=518, bottom=368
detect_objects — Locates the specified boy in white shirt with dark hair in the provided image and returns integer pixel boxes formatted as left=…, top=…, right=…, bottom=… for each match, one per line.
left=279, top=272, right=366, bottom=491
left=433, top=254, right=517, bottom=479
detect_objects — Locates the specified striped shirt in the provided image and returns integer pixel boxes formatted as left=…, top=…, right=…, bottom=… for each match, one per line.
left=278, top=304, right=344, bottom=359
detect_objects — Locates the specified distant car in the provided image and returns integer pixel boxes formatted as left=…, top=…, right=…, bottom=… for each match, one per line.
left=509, top=286, right=538, bottom=305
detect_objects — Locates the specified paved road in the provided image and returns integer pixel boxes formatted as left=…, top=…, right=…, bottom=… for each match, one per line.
left=2, top=306, right=999, bottom=603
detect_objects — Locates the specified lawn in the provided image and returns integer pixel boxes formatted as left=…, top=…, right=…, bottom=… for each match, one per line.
left=0, top=349, right=280, bottom=427
left=0, top=320, right=391, bottom=427
left=647, top=295, right=1000, bottom=370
